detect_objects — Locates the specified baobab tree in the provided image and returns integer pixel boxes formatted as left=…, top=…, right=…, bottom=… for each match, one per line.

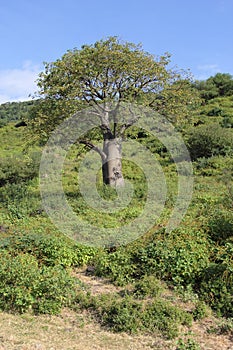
left=29, top=37, right=198, bottom=186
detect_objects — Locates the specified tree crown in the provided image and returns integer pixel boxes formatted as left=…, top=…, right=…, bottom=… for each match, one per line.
left=38, top=36, right=172, bottom=104
left=29, top=37, right=199, bottom=142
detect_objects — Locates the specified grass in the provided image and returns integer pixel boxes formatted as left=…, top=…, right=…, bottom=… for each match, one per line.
left=0, top=116, right=233, bottom=349
left=0, top=283, right=232, bottom=350
left=0, top=309, right=165, bottom=350
left=0, top=262, right=232, bottom=350
left=0, top=123, right=28, bottom=156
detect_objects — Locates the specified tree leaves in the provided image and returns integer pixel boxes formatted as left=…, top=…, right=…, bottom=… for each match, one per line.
left=28, top=36, right=199, bottom=140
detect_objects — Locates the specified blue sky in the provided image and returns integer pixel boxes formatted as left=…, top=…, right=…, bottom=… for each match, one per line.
left=0, top=0, right=232, bottom=103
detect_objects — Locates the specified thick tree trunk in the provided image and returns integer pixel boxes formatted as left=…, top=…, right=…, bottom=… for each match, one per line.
left=102, top=137, right=124, bottom=187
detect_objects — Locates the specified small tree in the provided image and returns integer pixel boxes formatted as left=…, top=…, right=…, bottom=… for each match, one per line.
left=30, top=37, right=198, bottom=186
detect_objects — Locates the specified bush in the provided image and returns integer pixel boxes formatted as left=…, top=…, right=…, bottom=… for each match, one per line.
left=133, top=275, right=163, bottom=299
left=100, top=296, right=142, bottom=333
left=221, top=115, right=233, bottom=128
left=192, top=301, right=210, bottom=320
left=194, top=156, right=233, bottom=177
left=93, top=229, right=210, bottom=288
left=207, top=210, right=233, bottom=244
left=32, top=265, right=79, bottom=314
left=0, top=233, right=97, bottom=267
left=176, top=338, right=201, bottom=350
left=0, top=181, right=42, bottom=219
left=135, top=230, right=210, bottom=286
left=207, top=318, right=233, bottom=335
left=187, top=124, right=233, bottom=160
left=0, top=119, right=7, bottom=128
left=142, top=300, right=192, bottom=339
left=93, top=249, right=136, bottom=286
left=197, top=249, right=233, bottom=317
left=0, top=252, right=78, bottom=314
left=89, top=294, right=192, bottom=339
left=0, top=152, right=40, bottom=187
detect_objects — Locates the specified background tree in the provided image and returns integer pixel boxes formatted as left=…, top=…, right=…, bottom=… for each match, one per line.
left=28, top=37, right=199, bottom=186
left=194, top=73, right=233, bottom=102
left=0, top=100, right=36, bottom=127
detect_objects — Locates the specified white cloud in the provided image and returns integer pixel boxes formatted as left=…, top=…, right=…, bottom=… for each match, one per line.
left=0, top=62, right=42, bottom=104
left=197, top=64, right=219, bottom=71
left=195, top=64, right=221, bottom=80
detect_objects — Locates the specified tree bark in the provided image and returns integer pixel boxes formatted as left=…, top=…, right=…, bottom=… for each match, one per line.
left=102, top=137, right=124, bottom=187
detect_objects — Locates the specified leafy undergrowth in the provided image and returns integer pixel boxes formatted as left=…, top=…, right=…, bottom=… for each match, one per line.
left=0, top=116, right=233, bottom=349
left=0, top=230, right=232, bottom=349
left=0, top=234, right=192, bottom=339
left=0, top=272, right=233, bottom=350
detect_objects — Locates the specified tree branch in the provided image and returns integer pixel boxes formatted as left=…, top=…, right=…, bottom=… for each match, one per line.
left=79, top=140, right=107, bottom=162
left=120, top=116, right=139, bottom=135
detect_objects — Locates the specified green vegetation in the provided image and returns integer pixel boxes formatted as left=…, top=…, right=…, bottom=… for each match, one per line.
left=176, top=338, right=201, bottom=350
left=73, top=291, right=192, bottom=339
left=0, top=252, right=78, bottom=314
left=28, top=37, right=199, bottom=186
left=0, top=39, right=232, bottom=348
left=0, top=100, right=37, bottom=127
left=187, top=123, right=233, bottom=160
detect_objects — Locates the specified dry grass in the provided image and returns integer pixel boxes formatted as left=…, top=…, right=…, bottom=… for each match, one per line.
left=187, top=319, right=233, bottom=350
left=0, top=309, right=170, bottom=350
left=0, top=270, right=233, bottom=350
left=0, top=309, right=233, bottom=350
left=73, top=268, right=123, bottom=295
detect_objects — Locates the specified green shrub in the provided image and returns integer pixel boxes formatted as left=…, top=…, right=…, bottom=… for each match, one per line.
left=192, top=301, right=210, bottom=320
left=100, top=296, right=142, bottom=333
left=207, top=107, right=223, bottom=116
left=0, top=233, right=97, bottom=267
left=93, top=249, right=135, bottom=286
left=194, top=156, right=233, bottom=177
left=207, top=209, right=233, bottom=244
left=133, top=275, right=163, bottom=299
left=0, top=181, right=42, bottom=219
left=142, top=300, right=193, bottom=339
left=0, top=252, right=78, bottom=314
left=198, top=259, right=233, bottom=317
left=93, top=229, right=210, bottom=288
left=135, top=230, right=210, bottom=286
left=32, top=266, right=79, bottom=314
left=0, top=252, right=39, bottom=313
left=0, top=153, right=40, bottom=187
left=207, top=318, right=233, bottom=335
left=176, top=338, right=201, bottom=350
left=221, top=115, right=233, bottom=128
left=0, top=119, right=7, bottom=128
left=93, top=294, right=192, bottom=339
left=187, top=124, right=233, bottom=160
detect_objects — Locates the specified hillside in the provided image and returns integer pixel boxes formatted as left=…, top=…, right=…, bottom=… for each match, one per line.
left=0, top=100, right=39, bottom=127
left=0, top=73, right=233, bottom=350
